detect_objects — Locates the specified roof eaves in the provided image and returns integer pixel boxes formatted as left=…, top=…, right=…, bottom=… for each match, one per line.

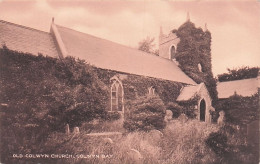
left=0, top=19, right=49, bottom=34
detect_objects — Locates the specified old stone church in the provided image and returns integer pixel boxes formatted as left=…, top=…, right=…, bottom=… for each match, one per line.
left=0, top=17, right=216, bottom=123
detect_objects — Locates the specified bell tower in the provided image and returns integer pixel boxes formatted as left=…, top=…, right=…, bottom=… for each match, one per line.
left=159, top=26, right=180, bottom=60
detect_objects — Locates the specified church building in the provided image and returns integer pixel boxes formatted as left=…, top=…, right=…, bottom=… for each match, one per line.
left=0, top=16, right=215, bottom=123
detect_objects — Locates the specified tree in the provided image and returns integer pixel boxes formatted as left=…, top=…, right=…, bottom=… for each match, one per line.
left=217, top=66, right=259, bottom=82
left=138, top=36, right=159, bottom=55
left=0, top=47, right=109, bottom=163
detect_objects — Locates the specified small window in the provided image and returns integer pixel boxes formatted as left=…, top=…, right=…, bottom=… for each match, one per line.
left=198, top=63, right=202, bottom=72
left=148, top=86, right=155, bottom=96
left=170, top=45, right=176, bottom=59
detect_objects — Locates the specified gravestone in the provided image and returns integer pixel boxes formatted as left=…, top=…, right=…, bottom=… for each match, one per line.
left=217, top=111, right=225, bottom=126
left=65, top=124, right=70, bottom=134
left=73, top=127, right=80, bottom=134
left=164, top=110, right=173, bottom=122
left=103, top=137, right=113, bottom=145
left=178, top=113, right=188, bottom=123
left=102, top=137, right=114, bottom=155
left=145, top=129, right=163, bottom=145
left=128, top=148, right=143, bottom=163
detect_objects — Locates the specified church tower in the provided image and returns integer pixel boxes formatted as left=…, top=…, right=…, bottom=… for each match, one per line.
left=159, top=13, right=218, bottom=104
left=159, top=26, right=180, bottom=60
left=158, top=12, right=190, bottom=61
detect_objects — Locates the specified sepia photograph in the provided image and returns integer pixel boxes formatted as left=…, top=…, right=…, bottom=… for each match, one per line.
left=0, top=0, right=259, bottom=163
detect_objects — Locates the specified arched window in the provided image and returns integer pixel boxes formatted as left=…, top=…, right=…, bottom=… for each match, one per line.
left=199, top=99, right=206, bottom=122
left=111, top=80, right=124, bottom=112
left=170, top=45, right=176, bottom=59
left=148, top=86, right=155, bottom=96
left=198, top=63, right=202, bottom=72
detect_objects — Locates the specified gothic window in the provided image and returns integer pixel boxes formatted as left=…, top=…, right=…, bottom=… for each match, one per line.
left=148, top=86, right=155, bottom=96
left=111, top=80, right=124, bottom=112
left=170, top=45, right=176, bottom=59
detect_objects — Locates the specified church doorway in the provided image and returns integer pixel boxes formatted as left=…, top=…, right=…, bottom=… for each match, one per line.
left=199, top=99, right=206, bottom=122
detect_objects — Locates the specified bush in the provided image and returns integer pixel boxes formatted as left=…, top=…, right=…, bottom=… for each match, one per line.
left=166, top=102, right=183, bottom=118
left=105, top=111, right=121, bottom=121
left=0, top=47, right=109, bottom=163
left=206, top=124, right=258, bottom=164
left=215, top=93, right=259, bottom=125
left=178, top=97, right=199, bottom=119
left=123, top=95, right=166, bottom=132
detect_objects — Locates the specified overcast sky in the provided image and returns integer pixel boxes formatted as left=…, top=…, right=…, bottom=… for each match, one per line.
left=0, top=0, right=260, bottom=76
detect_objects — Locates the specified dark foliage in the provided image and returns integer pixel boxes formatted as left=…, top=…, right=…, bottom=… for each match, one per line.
left=174, top=21, right=218, bottom=105
left=104, top=111, right=121, bottom=121
left=206, top=124, right=259, bottom=164
left=206, top=131, right=228, bottom=156
left=123, top=96, right=166, bottom=131
left=166, top=102, right=183, bottom=118
left=218, top=66, right=259, bottom=82
left=215, top=93, right=259, bottom=125
left=178, top=96, right=199, bottom=119
left=0, top=47, right=108, bottom=163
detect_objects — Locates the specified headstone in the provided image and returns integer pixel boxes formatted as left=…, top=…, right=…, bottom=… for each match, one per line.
left=73, top=127, right=80, bottom=134
left=164, top=110, right=173, bottom=122
left=217, top=111, right=225, bottom=126
left=103, top=137, right=113, bottom=145
left=65, top=124, right=70, bottom=134
left=178, top=113, right=188, bottom=123
left=146, top=130, right=163, bottom=144
left=91, top=119, right=99, bottom=125
left=128, top=149, right=143, bottom=162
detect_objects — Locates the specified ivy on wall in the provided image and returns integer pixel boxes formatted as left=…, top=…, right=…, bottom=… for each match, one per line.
left=0, top=47, right=109, bottom=161
left=174, top=21, right=218, bottom=105
left=94, top=69, right=184, bottom=105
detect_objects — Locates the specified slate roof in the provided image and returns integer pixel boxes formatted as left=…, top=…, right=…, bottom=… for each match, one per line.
left=177, top=84, right=201, bottom=101
left=55, top=25, right=196, bottom=85
left=217, top=78, right=259, bottom=99
left=0, top=20, right=59, bottom=58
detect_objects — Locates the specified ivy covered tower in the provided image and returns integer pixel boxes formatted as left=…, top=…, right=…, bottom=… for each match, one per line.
left=159, top=14, right=218, bottom=104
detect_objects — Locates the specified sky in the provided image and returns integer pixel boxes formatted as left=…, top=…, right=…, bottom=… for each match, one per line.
left=0, top=0, right=260, bottom=76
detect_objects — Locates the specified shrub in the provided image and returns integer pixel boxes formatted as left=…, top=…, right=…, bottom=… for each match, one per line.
left=123, top=95, right=166, bottom=132
left=105, top=111, right=121, bottom=121
left=166, top=102, right=183, bottom=118
left=206, top=124, right=259, bottom=164
left=178, top=97, right=199, bottom=119
left=215, top=93, right=259, bottom=125
left=0, top=47, right=108, bottom=163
